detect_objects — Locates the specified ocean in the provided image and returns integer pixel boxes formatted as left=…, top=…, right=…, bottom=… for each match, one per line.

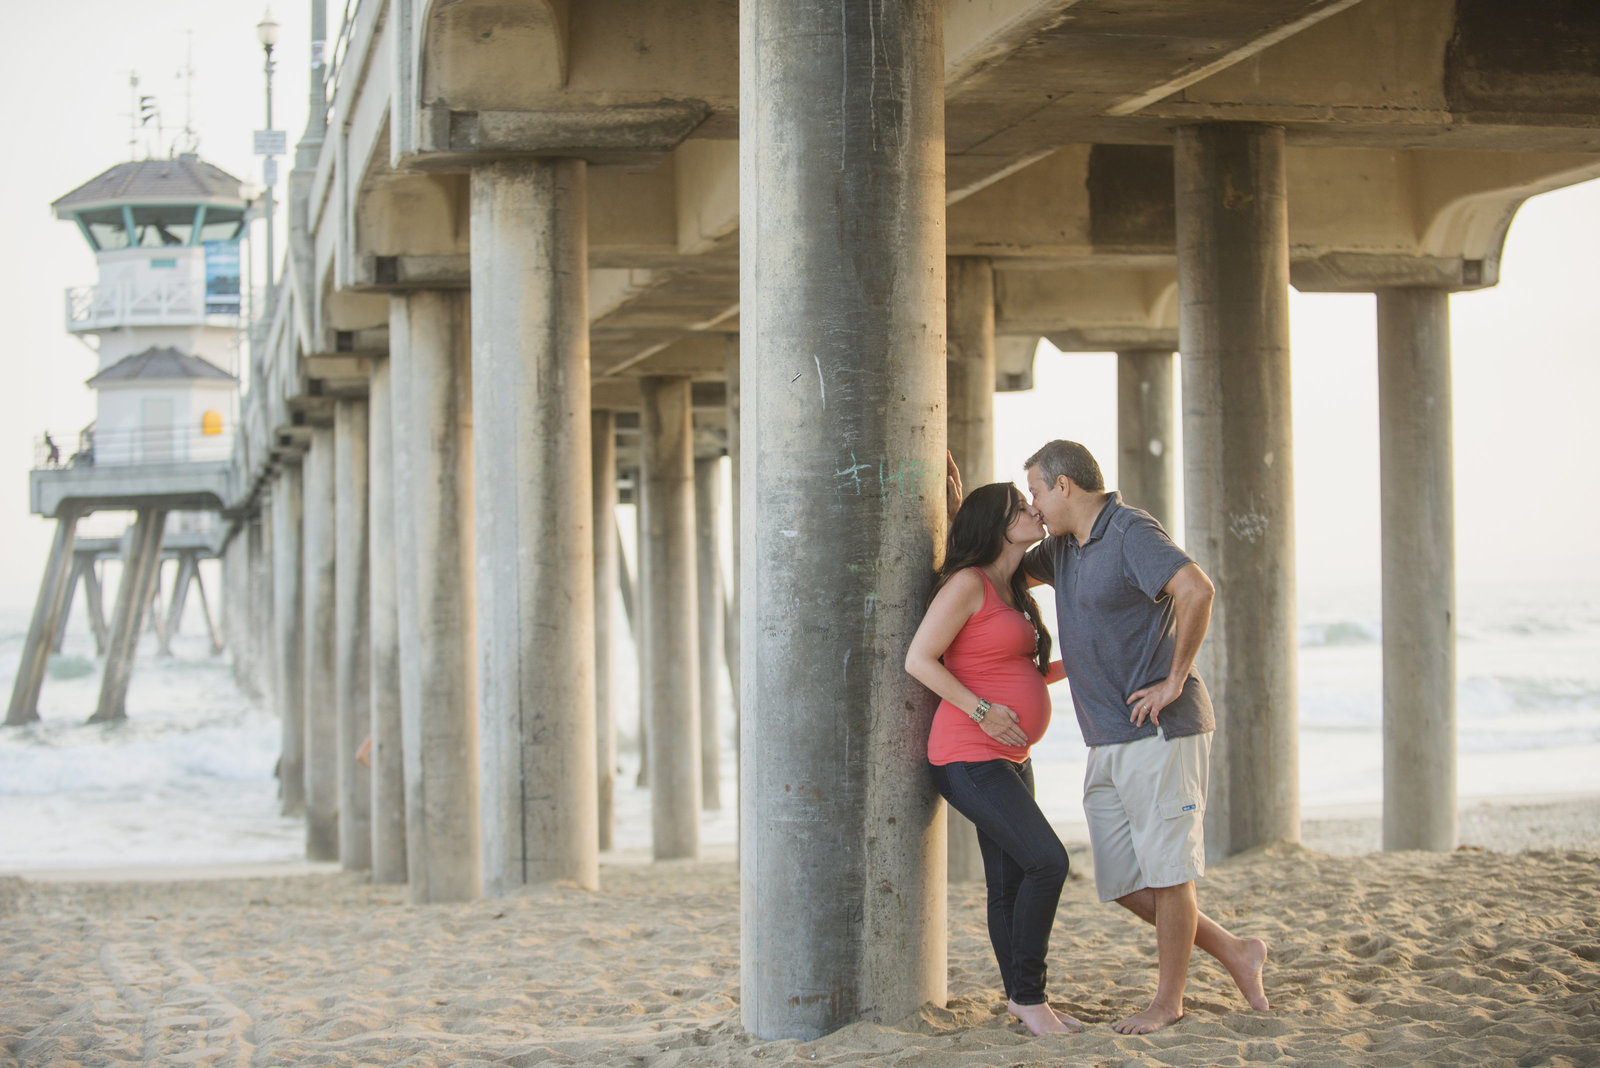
left=1, top=578, right=1596, bottom=871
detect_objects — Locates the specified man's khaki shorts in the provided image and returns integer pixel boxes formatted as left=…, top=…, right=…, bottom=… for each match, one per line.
left=1082, top=731, right=1211, bottom=902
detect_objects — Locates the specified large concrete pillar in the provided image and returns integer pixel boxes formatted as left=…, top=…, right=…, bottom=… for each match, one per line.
left=368, top=358, right=408, bottom=883
left=390, top=290, right=480, bottom=903
left=1175, top=123, right=1299, bottom=859
left=944, top=256, right=996, bottom=885
left=92, top=508, right=168, bottom=723
left=1377, top=287, right=1457, bottom=852
left=1117, top=348, right=1178, bottom=532
left=694, top=454, right=724, bottom=811
left=6, top=507, right=80, bottom=726
left=741, top=0, right=948, bottom=1038
left=470, top=159, right=598, bottom=892
left=271, top=466, right=306, bottom=816
left=593, top=409, right=619, bottom=852
left=302, top=426, right=339, bottom=862
left=946, top=256, right=996, bottom=485
left=641, top=375, right=700, bottom=860
left=335, top=398, right=373, bottom=871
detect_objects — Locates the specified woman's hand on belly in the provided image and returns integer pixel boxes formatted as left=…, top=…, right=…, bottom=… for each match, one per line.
left=979, top=703, right=1028, bottom=748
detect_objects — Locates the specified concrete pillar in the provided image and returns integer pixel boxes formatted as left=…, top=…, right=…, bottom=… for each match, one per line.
left=741, top=0, right=948, bottom=1038
left=164, top=551, right=198, bottom=642
left=335, top=398, right=373, bottom=871
left=694, top=455, right=724, bottom=811
left=82, top=557, right=109, bottom=657
left=50, top=554, right=87, bottom=655
left=1117, top=349, right=1178, bottom=532
left=271, top=466, right=306, bottom=816
left=469, top=158, right=598, bottom=892
left=221, top=529, right=246, bottom=670
left=641, top=375, right=700, bottom=860
left=724, top=340, right=741, bottom=754
left=92, top=507, right=168, bottom=723
left=191, top=563, right=223, bottom=654
left=947, top=256, right=996, bottom=485
left=593, top=409, right=619, bottom=852
left=1174, top=123, right=1299, bottom=859
left=247, top=508, right=274, bottom=699
left=368, top=358, right=408, bottom=883
left=1377, top=287, right=1457, bottom=852
left=149, top=562, right=172, bottom=656
left=944, top=256, right=996, bottom=885
left=390, top=289, right=480, bottom=903
left=6, top=507, right=80, bottom=726
left=634, top=483, right=650, bottom=789
left=302, top=426, right=339, bottom=862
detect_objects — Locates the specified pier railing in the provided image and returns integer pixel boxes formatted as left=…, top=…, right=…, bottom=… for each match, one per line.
left=33, top=426, right=236, bottom=470
left=65, top=280, right=240, bottom=332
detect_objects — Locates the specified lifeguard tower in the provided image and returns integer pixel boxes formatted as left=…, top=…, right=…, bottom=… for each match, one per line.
left=6, top=154, right=248, bottom=727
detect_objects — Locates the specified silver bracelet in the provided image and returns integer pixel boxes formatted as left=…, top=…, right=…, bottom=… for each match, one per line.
left=968, top=698, right=991, bottom=724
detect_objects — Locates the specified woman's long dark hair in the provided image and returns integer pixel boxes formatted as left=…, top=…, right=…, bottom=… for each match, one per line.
left=931, top=482, right=1052, bottom=675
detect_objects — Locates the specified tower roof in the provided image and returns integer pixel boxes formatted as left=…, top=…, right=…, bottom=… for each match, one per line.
left=86, top=346, right=238, bottom=387
left=53, top=155, right=247, bottom=216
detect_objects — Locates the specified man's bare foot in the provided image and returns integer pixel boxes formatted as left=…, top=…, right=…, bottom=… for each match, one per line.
left=1110, top=1004, right=1183, bottom=1035
left=1224, top=937, right=1270, bottom=1010
left=1007, top=999, right=1075, bottom=1035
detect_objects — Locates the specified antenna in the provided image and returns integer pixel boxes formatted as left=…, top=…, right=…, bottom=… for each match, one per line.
left=126, top=71, right=140, bottom=160
left=176, top=31, right=199, bottom=155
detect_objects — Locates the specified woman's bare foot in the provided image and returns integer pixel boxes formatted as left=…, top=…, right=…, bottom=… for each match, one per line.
left=1224, top=937, right=1270, bottom=1010
left=1050, top=1006, right=1085, bottom=1031
left=1110, top=1004, right=1184, bottom=1035
left=1007, top=999, right=1075, bottom=1035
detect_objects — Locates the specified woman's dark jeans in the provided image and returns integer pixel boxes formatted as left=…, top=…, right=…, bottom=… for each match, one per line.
left=929, top=758, right=1070, bottom=1006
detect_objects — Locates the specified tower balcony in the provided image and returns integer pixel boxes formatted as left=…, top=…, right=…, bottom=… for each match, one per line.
left=65, top=279, right=241, bottom=333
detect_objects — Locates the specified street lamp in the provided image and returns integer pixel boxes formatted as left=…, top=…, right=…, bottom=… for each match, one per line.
left=255, top=8, right=281, bottom=314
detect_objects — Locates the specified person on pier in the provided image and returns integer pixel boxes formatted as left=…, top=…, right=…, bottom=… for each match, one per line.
left=906, top=481, right=1082, bottom=1036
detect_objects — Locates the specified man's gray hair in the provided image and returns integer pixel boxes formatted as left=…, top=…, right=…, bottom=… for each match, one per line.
left=1025, top=439, right=1105, bottom=493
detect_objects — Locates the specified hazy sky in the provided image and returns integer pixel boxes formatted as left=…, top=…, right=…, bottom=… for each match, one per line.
left=2, top=2, right=1596, bottom=617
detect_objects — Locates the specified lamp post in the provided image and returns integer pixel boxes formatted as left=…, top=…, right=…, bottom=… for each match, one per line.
left=256, top=8, right=281, bottom=314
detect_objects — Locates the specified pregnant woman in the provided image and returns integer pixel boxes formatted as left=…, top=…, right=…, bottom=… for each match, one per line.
left=905, top=481, right=1080, bottom=1036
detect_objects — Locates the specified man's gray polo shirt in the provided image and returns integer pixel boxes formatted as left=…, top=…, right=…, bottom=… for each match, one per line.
left=1023, top=492, right=1215, bottom=748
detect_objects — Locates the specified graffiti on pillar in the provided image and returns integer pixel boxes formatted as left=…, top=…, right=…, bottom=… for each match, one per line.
left=832, top=452, right=928, bottom=500
left=1228, top=505, right=1270, bottom=544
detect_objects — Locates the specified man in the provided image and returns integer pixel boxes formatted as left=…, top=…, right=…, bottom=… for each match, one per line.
left=948, top=443, right=1268, bottom=1033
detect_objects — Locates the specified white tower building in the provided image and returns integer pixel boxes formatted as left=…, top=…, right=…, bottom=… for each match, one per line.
left=51, top=153, right=246, bottom=465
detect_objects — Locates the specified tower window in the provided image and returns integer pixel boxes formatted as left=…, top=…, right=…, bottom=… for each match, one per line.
left=79, top=209, right=129, bottom=250
left=130, top=205, right=196, bottom=247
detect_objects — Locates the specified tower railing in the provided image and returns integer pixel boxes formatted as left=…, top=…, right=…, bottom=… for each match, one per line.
left=65, top=279, right=241, bottom=332
left=33, top=425, right=236, bottom=470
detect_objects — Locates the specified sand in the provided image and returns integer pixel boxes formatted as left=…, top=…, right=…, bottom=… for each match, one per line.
left=3, top=795, right=1597, bottom=1067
